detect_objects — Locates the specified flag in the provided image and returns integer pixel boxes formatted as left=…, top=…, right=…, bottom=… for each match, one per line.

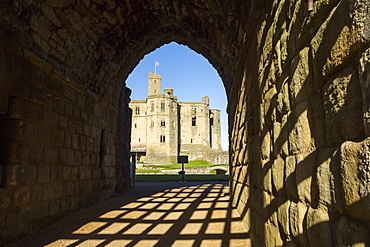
left=155, top=61, right=159, bottom=66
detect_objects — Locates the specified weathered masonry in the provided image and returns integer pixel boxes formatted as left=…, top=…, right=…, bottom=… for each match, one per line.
left=129, top=71, right=226, bottom=165
left=0, top=0, right=369, bottom=246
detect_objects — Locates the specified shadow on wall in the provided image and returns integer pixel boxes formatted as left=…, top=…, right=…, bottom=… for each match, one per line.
left=230, top=0, right=370, bottom=246
left=7, top=182, right=251, bottom=247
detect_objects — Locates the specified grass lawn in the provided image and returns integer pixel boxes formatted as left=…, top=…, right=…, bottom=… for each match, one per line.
left=136, top=174, right=229, bottom=182
left=142, top=160, right=228, bottom=170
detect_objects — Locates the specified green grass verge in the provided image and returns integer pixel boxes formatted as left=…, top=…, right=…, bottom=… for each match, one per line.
left=135, top=174, right=229, bottom=182
left=136, top=169, right=161, bottom=173
left=143, top=160, right=228, bottom=170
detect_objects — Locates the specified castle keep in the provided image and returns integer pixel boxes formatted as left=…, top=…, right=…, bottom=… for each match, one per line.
left=129, top=72, right=227, bottom=164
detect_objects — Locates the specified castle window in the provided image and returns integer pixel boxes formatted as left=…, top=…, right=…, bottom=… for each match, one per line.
left=135, top=107, right=140, bottom=115
left=138, top=138, right=141, bottom=142
left=134, top=123, right=137, bottom=128
left=192, top=107, right=196, bottom=114
left=154, top=80, right=156, bottom=83
left=160, top=135, right=165, bottom=143
left=192, top=117, right=196, bottom=126
left=161, top=102, right=165, bottom=111
left=161, top=120, right=166, bottom=127
left=150, top=121, right=154, bottom=127
left=151, top=103, right=154, bottom=112
left=210, top=117, right=214, bottom=126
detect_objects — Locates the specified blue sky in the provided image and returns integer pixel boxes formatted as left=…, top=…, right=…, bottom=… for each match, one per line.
left=125, top=42, right=229, bottom=151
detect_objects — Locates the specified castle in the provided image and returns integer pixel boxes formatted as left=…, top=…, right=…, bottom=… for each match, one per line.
left=129, top=72, right=228, bottom=165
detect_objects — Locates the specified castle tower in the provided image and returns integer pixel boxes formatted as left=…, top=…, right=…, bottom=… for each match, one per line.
left=148, top=71, right=161, bottom=96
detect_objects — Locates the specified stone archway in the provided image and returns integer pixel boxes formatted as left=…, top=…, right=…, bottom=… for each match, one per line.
left=1, top=0, right=370, bottom=246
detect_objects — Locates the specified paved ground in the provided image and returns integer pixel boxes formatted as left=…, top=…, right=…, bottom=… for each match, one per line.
left=7, top=181, right=251, bottom=247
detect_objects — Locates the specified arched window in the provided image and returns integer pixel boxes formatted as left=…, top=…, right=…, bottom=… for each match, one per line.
left=150, top=121, right=154, bottom=127
left=160, top=135, right=165, bottom=143
left=161, top=120, right=166, bottom=127
left=135, top=107, right=140, bottom=115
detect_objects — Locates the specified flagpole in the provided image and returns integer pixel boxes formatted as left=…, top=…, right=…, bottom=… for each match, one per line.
left=155, top=61, right=159, bottom=74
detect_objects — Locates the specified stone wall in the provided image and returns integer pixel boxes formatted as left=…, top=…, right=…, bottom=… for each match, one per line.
left=0, top=35, right=131, bottom=243
left=229, top=0, right=370, bottom=246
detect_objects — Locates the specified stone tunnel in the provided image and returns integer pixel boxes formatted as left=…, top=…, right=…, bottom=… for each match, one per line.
left=0, top=0, right=369, bottom=246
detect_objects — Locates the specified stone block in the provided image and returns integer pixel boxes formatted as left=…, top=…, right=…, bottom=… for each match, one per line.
left=285, top=156, right=297, bottom=200
left=50, top=165, right=63, bottom=181
left=44, top=146, right=58, bottom=164
left=42, top=183, right=55, bottom=201
left=71, top=167, right=79, bottom=180
left=58, top=148, right=68, bottom=164
left=334, top=215, right=370, bottom=246
left=33, top=201, right=49, bottom=219
left=323, top=67, right=364, bottom=145
left=12, top=79, right=30, bottom=100
left=74, top=150, right=82, bottom=165
left=289, top=47, right=314, bottom=105
left=277, top=195, right=290, bottom=238
left=289, top=201, right=309, bottom=246
left=54, top=183, right=66, bottom=199
left=43, top=109, right=59, bottom=127
left=261, top=130, right=271, bottom=161
left=30, top=86, right=46, bottom=104
left=73, top=107, right=81, bottom=119
left=37, top=164, right=50, bottom=183
left=41, top=2, right=62, bottom=27
left=67, top=149, right=75, bottom=164
left=296, top=152, right=317, bottom=204
left=30, top=185, right=42, bottom=203
left=50, top=128, right=65, bottom=147
left=86, top=136, right=94, bottom=152
left=59, top=115, right=68, bottom=128
left=316, top=148, right=335, bottom=206
left=54, top=98, right=65, bottom=113
left=49, top=199, right=61, bottom=216
left=0, top=188, right=11, bottom=209
left=35, top=124, right=51, bottom=144
left=15, top=186, right=30, bottom=206
left=340, top=138, right=370, bottom=221
left=3, top=164, right=20, bottom=186
left=0, top=164, right=3, bottom=185
left=0, top=71, right=15, bottom=93
left=16, top=142, right=29, bottom=162
left=262, top=160, right=273, bottom=194
left=306, top=207, right=332, bottom=247
left=288, top=101, right=312, bottom=155
left=63, top=85, right=76, bottom=103
left=29, top=143, right=44, bottom=162
left=0, top=91, right=9, bottom=115
left=66, top=182, right=74, bottom=196
left=19, top=164, right=37, bottom=184
left=0, top=119, right=23, bottom=141
left=272, top=156, right=285, bottom=193
left=92, top=167, right=102, bottom=179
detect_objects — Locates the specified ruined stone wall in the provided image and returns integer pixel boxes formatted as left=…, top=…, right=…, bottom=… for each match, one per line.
left=0, top=35, right=130, bottom=244
left=230, top=0, right=370, bottom=246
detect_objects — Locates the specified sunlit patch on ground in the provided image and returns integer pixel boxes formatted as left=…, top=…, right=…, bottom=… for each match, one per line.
left=11, top=182, right=251, bottom=247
